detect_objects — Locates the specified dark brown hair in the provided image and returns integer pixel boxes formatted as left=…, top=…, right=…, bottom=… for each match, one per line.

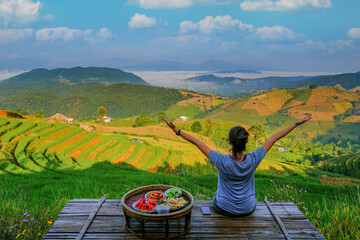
left=229, top=126, right=249, bottom=157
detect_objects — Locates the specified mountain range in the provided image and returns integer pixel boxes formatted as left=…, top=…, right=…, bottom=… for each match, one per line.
left=1, top=66, right=360, bottom=120
left=184, top=71, right=360, bottom=97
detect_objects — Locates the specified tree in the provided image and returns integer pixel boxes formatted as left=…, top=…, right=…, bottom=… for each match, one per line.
left=98, top=106, right=106, bottom=116
left=191, top=121, right=203, bottom=133
left=309, top=84, right=317, bottom=89
left=34, top=110, right=45, bottom=119
left=135, top=114, right=152, bottom=127
left=157, top=112, right=167, bottom=123
left=248, top=125, right=265, bottom=147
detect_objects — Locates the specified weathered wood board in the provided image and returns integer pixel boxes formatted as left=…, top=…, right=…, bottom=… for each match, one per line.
left=42, top=200, right=326, bottom=239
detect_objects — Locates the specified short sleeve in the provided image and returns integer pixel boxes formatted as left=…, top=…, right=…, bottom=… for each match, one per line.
left=209, top=150, right=223, bottom=169
left=250, top=146, right=267, bottom=171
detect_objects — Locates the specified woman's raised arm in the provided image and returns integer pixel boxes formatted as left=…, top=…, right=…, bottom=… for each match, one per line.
left=161, top=117, right=211, bottom=158
left=262, top=115, right=312, bottom=152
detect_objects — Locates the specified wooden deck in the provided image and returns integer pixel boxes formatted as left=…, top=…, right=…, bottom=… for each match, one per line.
left=42, top=199, right=326, bottom=240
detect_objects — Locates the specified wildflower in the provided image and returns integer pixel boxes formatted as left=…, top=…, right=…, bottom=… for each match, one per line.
left=27, top=214, right=30, bottom=217
left=23, top=212, right=27, bottom=216
left=208, top=198, right=211, bottom=200
left=16, top=234, right=21, bottom=239
left=31, top=218, right=34, bottom=221
left=10, top=226, right=14, bottom=229
left=48, top=221, right=53, bottom=224
left=23, top=219, right=29, bottom=222
left=9, top=229, right=13, bottom=233
left=14, top=224, right=18, bottom=227
left=22, top=229, right=26, bottom=234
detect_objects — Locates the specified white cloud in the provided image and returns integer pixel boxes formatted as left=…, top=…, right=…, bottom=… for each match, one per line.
left=35, top=27, right=92, bottom=41
left=251, top=25, right=304, bottom=41
left=232, top=79, right=242, bottom=84
left=0, top=28, right=34, bottom=43
left=128, top=0, right=233, bottom=9
left=128, top=13, right=157, bottom=29
left=240, top=0, right=332, bottom=11
left=96, top=28, right=114, bottom=40
left=0, top=0, right=52, bottom=26
left=347, top=28, right=360, bottom=39
left=0, top=69, right=26, bottom=81
left=180, top=15, right=254, bottom=35
left=84, top=28, right=116, bottom=43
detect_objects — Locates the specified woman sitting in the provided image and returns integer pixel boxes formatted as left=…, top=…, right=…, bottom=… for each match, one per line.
left=162, top=116, right=311, bottom=216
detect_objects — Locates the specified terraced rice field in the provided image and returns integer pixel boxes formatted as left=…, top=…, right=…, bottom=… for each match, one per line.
left=0, top=118, right=316, bottom=176
left=0, top=119, right=184, bottom=175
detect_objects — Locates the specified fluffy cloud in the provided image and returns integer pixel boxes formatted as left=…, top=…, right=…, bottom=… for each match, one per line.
left=347, top=28, right=360, bottom=39
left=128, top=13, right=157, bottom=29
left=35, top=27, right=92, bottom=41
left=180, top=15, right=254, bottom=35
left=240, top=0, right=332, bottom=11
left=128, top=0, right=232, bottom=9
left=96, top=28, right=114, bottom=40
left=251, top=25, right=304, bottom=41
left=84, top=28, right=116, bottom=43
left=0, top=0, right=51, bottom=26
left=0, top=28, right=34, bottom=43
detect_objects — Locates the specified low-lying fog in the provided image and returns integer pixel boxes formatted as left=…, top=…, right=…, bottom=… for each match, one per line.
left=132, top=70, right=339, bottom=92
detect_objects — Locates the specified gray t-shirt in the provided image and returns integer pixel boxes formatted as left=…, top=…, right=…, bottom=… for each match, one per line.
left=209, top=147, right=267, bottom=215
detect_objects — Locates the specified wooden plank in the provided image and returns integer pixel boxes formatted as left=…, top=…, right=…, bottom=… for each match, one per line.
left=265, top=199, right=292, bottom=240
left=75, top=195, right=107, bottom=240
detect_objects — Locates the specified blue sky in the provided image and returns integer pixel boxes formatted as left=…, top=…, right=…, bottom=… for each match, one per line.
left=0, top=0, right=359, bottom=72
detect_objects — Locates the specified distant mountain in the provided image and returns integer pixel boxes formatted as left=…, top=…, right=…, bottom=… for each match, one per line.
left=295, top=72, right=360, bottom=90
left=3, top=67, right=149, bottom=89
left=215, top=70, right=261, bottom=74
left=183, top=71, right=360, bottom=96
left=184, top=74, right=311, bottom=96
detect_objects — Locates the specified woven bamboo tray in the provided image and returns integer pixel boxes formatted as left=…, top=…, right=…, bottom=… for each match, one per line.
left=121, top=184, right=194, bottom=221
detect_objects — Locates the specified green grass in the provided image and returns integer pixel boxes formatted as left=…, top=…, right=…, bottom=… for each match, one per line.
left=288, top=88, right=312, bottom=102
left=165, top=103, right=204, bottom=120
left=1, top=164, right=359, bottom=239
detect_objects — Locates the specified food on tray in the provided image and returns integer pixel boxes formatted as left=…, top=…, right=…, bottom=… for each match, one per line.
left=159, top=197, right=188, bottom=210
left=165, top=188, right=182, bottom=198
left=146, top=190, right=165, bottom=202
left=134, top=198, right=157, bottom=212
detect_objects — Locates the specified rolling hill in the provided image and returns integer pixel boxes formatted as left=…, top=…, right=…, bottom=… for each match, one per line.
left=3, top=67, right=148, bottom=88
left=0, top=83, right=187, bottom=118
left=183, top=71, right=360, bottom=97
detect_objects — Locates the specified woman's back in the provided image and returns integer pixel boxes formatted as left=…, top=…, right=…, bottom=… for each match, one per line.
left=209, top=147, right=266, bottom=215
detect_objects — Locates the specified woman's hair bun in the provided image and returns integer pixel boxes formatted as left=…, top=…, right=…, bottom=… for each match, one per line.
left=229, top=126, right=249, bottom=156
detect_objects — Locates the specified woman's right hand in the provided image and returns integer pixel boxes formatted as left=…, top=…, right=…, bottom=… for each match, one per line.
left=161, top=117, right=178, bottom=133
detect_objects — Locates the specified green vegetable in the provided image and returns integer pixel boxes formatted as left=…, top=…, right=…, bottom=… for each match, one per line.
left=166, top=188, right=181, bottom=197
